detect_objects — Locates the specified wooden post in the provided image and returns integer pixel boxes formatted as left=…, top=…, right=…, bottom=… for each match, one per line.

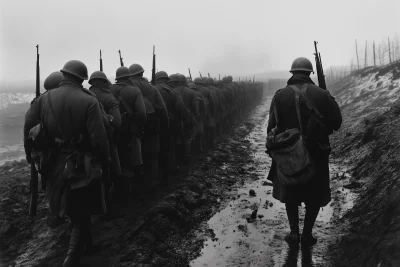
left=373, top=41, right=376, bottom=67
left=388, top=37, right=392, bottom=64
left=365, top=40, right=368, bottom=68
left=355, top=39, right=360, bottom=70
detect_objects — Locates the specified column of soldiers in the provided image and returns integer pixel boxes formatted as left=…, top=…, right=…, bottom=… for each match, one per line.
left=23, top=59, right=264, bottom=266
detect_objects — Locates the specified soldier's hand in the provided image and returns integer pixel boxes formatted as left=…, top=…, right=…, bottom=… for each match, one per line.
left=26, top=153, right=32, bottom=164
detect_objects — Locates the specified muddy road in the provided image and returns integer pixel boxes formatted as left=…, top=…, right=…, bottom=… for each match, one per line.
left=0, top=91, right=358, bottom=267
left=189, top=98, right=358, bottom=267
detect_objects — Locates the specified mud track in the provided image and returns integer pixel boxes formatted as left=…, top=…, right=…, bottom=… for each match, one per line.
left=1, top=93, right=357, bottom=267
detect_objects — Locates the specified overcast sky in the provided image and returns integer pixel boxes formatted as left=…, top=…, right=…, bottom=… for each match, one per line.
left=1, top=0, right=399, bottom=85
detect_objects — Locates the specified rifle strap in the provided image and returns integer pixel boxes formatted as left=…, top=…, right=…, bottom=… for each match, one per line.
left=115, top=86, right=134, bottom=116
left=291, top=84, right=325, bottom=120
left=288, top=84, right=309, bottom=134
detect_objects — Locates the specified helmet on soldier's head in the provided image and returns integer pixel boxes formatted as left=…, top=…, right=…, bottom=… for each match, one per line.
left=188, top=83, right=196, bottom=89
left=178, top=74, right=187, bottom=84
left=222, top=77, right=229, bottom=83
left=88, top=71, right=108, bottom=84
left=129, top=64, right=145, bottom=76
left=168, top=74, right=180, bottom=82
left=60, top=60, right=88, bottom=80
left=205, top=77, right=214, bottom=84
left=44, top=71, right=64, bottom=90
left=186, top=77, right=192, bottom=83
left=194, top=77, right=202, bottom=84
left=290, top=57, right=314, bottom=73
left=156, top=71, right=169, bottom=80
left=116, top=66, right=131, bottom=80
left=227, top=75, right=233, bottom=83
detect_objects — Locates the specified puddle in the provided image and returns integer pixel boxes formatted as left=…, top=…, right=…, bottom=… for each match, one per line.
left=190, top=97, right=358, bottom=267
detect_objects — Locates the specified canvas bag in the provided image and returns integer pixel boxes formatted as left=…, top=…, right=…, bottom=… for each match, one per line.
left=266, top=84, right=315, bottom=186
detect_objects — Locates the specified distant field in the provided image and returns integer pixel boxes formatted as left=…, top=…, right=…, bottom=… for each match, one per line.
left=0, top=102, right=29, bottom=165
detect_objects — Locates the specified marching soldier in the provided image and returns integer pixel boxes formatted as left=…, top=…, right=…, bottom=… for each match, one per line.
left=88, top=71, right=121, bottom=210
left=267, top=57, right=342, bottom=246
left=129, top=63, right=169, bottom=189
left=110, top=66, right=147, bottom=195
left=167, top=74, right=197, bottom=164
left=188, top=82, right=207, bottom=153
left=24, top=60, right=110, bottom=266
left=155, top=71, right=192, bottom=181
left=43, top=71, right=64, bottom=91
left=194, top=77, right=216, bottom=147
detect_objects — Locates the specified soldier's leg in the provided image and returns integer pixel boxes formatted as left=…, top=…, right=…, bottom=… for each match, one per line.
left=284, top=203, right=300, bottom=245
left=301, top=204, right=320, bottom=246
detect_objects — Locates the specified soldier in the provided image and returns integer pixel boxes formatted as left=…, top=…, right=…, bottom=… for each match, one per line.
left=204, top=77, right=223, bottom=136
left=24, top=60, right=110, bottom=266
left=155, top=71, right=192, bottom=180
left=188, top=82, right=207, bottom=153
left=44, top=71, right=64, bottom=91
left=194, top=77, right=216, bottom=147
left=167, top=74, right=197, bottom=164
left=129, top=63, right=168, bottom=189
left=266, top=57, right=342, bottom=246
left=88, top=71, right=121, bottom=210
left=110, top=66, right=147, bottom=195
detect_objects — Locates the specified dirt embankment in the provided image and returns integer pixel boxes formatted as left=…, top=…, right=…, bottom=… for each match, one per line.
left=0, top=97, right=267, bottom=266
left=328, top=63, right=400, bottom=267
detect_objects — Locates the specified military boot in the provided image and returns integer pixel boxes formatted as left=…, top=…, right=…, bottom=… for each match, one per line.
left=63, top=227, right=83, bottom=267
left=301, top=205, right=320, bottom=246
left=284, top=204, right=300, bottom=245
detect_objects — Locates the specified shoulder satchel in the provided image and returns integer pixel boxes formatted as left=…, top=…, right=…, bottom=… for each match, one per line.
left=266, top=84, right=315, bottom=186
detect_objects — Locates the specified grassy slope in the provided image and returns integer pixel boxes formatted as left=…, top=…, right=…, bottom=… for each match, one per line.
left=329, top=62, right=400, bottom=267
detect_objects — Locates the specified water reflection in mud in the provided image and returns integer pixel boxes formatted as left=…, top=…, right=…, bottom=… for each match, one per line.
left=191, top=97, right=358, bottom=267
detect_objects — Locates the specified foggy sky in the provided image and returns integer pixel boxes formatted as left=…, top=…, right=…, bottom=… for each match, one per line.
left=1, top=0, right=399, bottom=86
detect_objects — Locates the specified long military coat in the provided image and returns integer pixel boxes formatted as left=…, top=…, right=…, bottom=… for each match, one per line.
left=267, top=74, right=342, bottom=207
left=24, top=80, right=110, bottom=217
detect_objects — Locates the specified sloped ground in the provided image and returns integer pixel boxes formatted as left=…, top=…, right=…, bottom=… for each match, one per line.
left=327, top=63, right=400, bottom=267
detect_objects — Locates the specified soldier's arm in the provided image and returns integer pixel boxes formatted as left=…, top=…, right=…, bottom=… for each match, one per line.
left=109, top=106, right=121, bottom=131
left=133, top=91, right=147, bottom=127
left=175, top=92, right=192, bottom=123
left=86, top=98, right=110, bottom=164
left=324, top=92, right=342, bottom=131
left=267, top=97, right=277, bottom=133
left=154, top=88, right=169, bottom=128
left=23, top=98, right=41, bottom=160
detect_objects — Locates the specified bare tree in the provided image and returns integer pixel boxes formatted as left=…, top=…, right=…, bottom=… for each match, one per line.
left=388, top=37, right=392, bottom=64
left=373, top=41, right=376, bottom=67
left=365, top=40, right=368, bottom=68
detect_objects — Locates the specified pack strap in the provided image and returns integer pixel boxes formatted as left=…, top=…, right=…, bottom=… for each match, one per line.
left=288, top=84, right=309, bottom=134
left=48, top=91, right=66, bottom=140
left=289, top=84, right=325, bottom=119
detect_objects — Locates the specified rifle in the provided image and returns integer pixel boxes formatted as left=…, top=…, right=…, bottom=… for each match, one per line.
left=219, top=74, right=220, bottom=80
left=314, top=41, right=327, bottom=90
left=118, top=50, right=124, bottom=67
left=29, top=45, right=40, bottom=216
left=208, top=73, right=210, bottom=78
left=199, top=71, right=203, bottom=78
left=100, top=49, right=103, bottom=71
left=151, top=46, right=156, bottom=86
left=188, top=68, right=192, bottom=80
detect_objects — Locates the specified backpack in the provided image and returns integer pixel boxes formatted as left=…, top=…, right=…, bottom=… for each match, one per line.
left=265, top=84, right=315, bottom=186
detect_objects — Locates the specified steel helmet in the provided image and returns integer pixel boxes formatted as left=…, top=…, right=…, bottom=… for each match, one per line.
left=60, top=60, right=88, bottom=80
left=168, top=74, right=180, bottom=82
left=178, top=74, right=187, bottom=84
left=116, top=66, right=131, bottom=80
left=194, top=77, right=202, bottom=84
left=156, top=71, right=169, bottom=80
left=188, top=83, right=196, bottom=89
left=186, top=77, right=193, bottom=83
left=290, top=57, right=314, bottom=73
left=205, top=77, right=214, bottom=84
left=129, top=63, right=145, bottom=76
left=44, top=71, right=64, bottom=90
left=222, top=77, right=229, bottom=83
left=227, top=75, right=233, bottom=82
left=88, top=71, right=108, bottom=84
